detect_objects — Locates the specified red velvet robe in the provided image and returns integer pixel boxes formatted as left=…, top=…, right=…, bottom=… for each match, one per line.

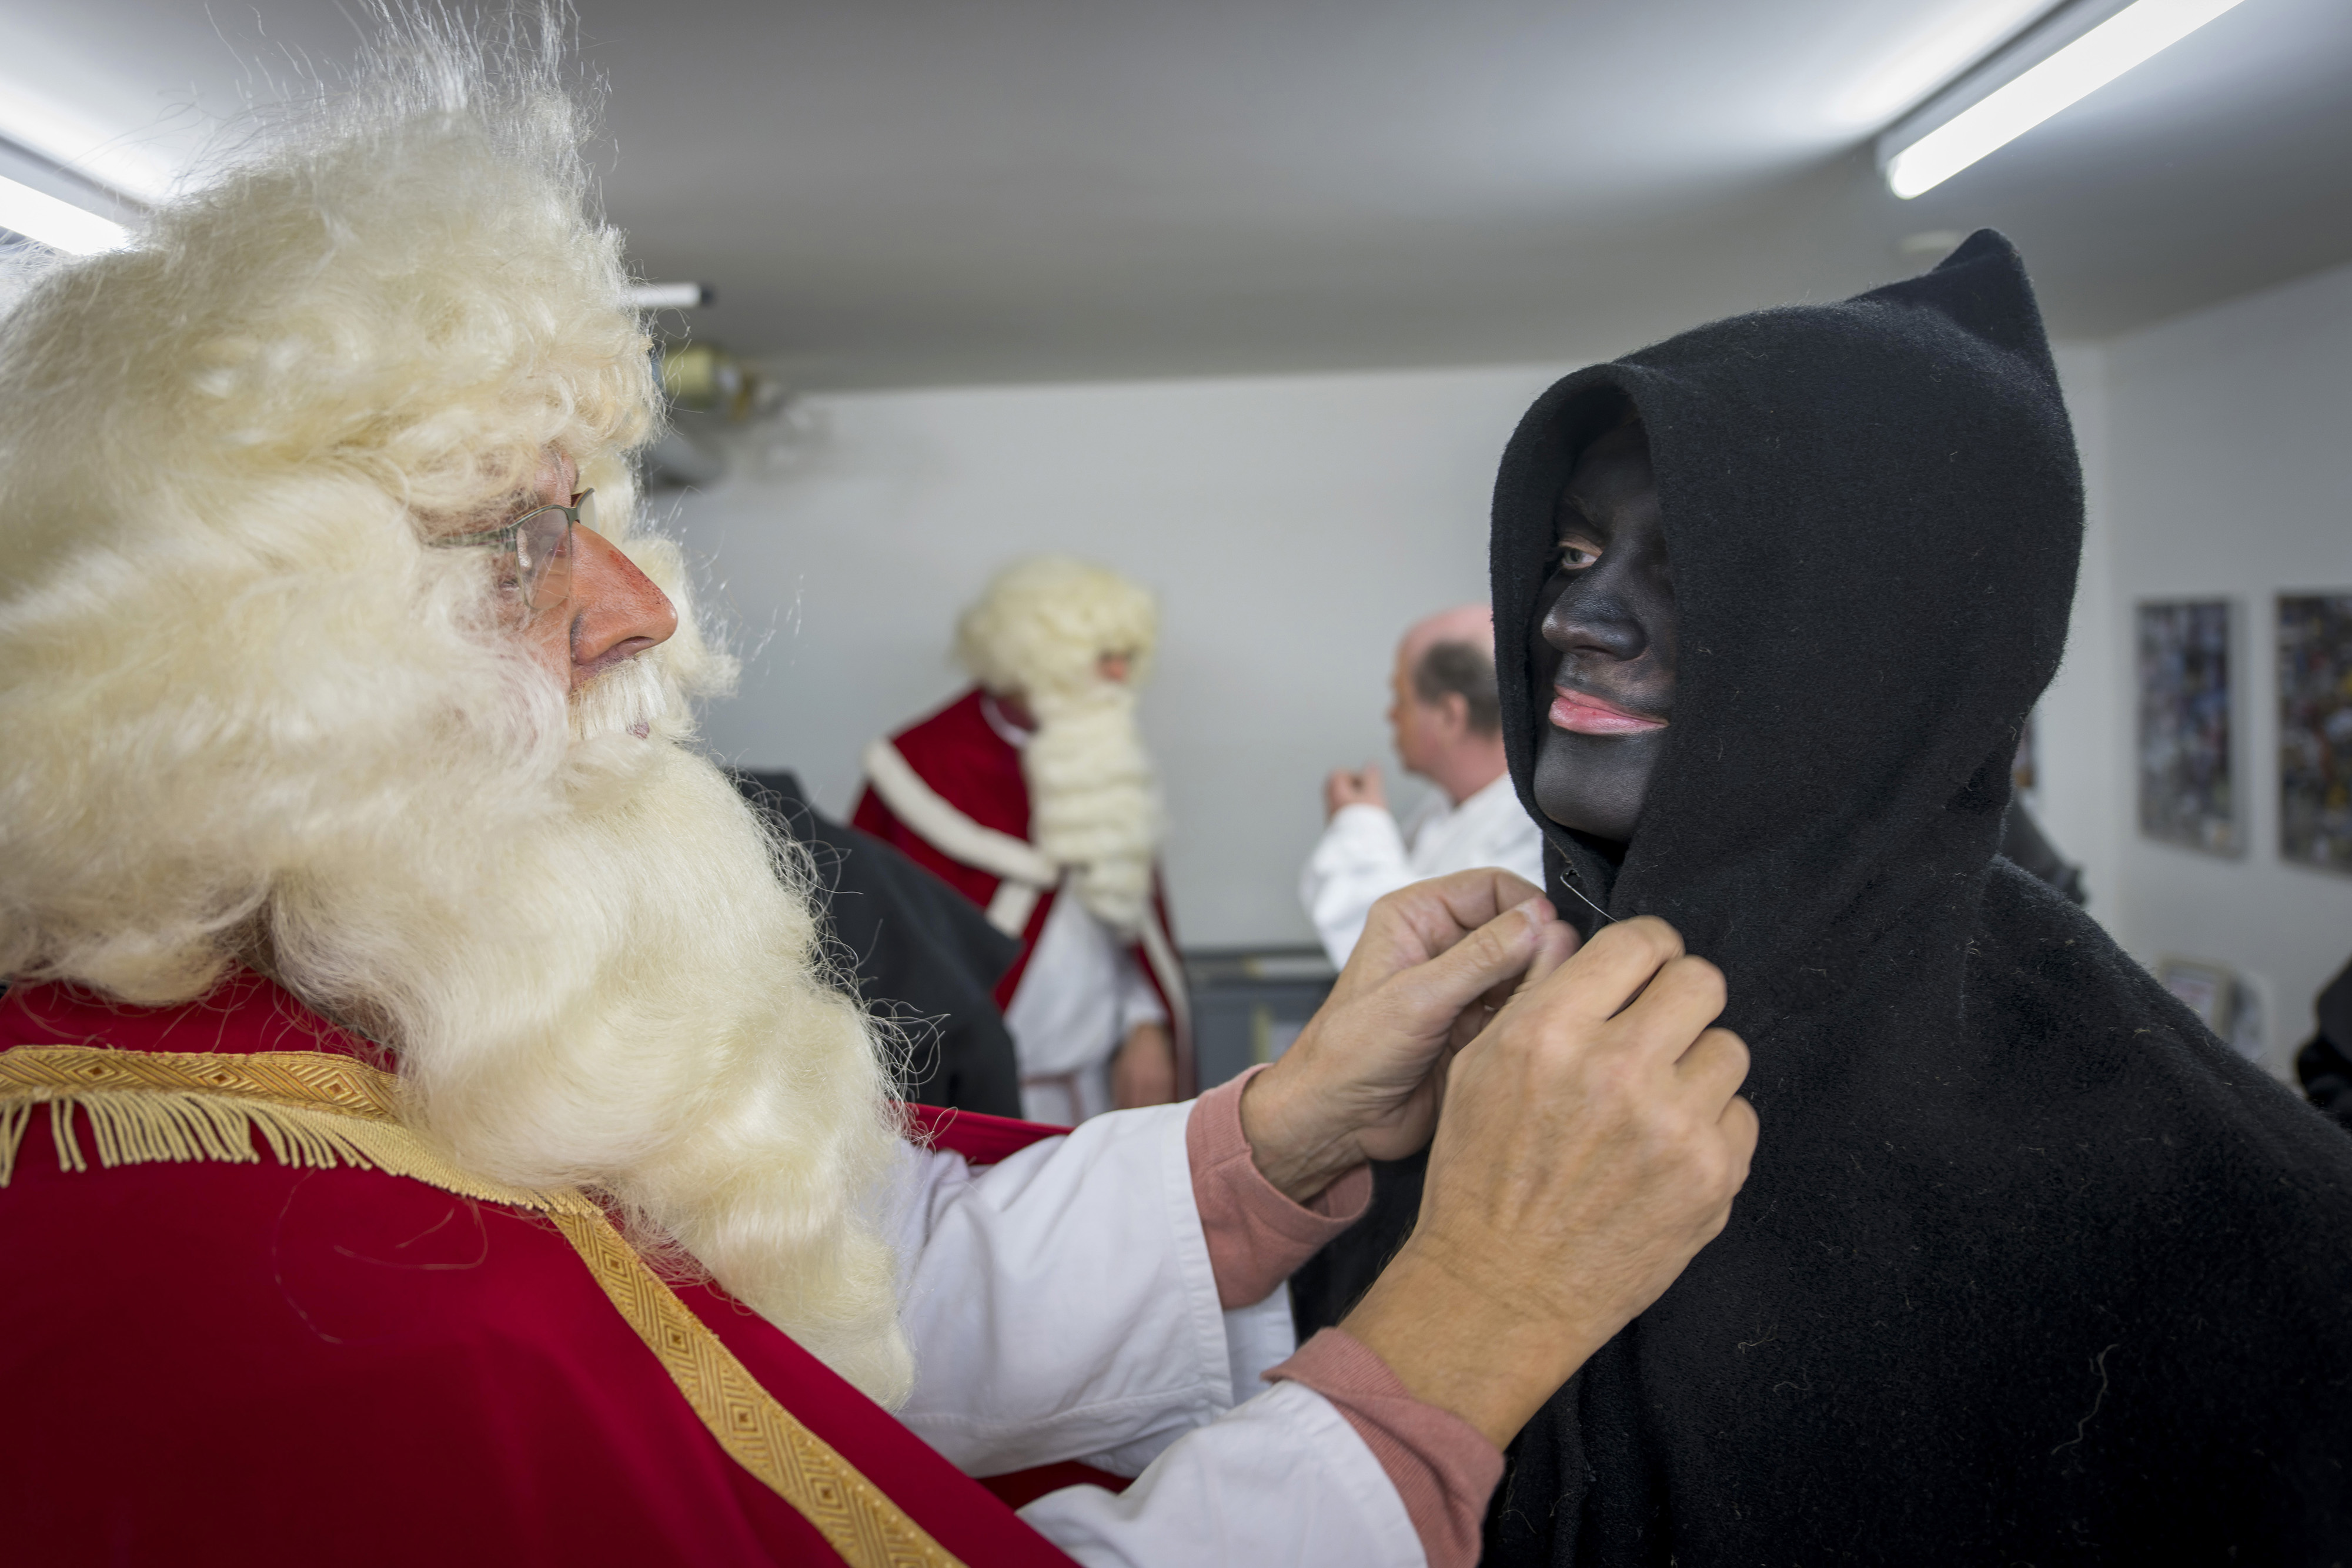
left=0, top=972, right=1090, bottom=1567
left=853, top=687, right=1194, bottom=1095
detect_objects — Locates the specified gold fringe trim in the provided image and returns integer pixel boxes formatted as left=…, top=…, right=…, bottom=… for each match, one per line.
left=0, top=1045, right=964, bottom=1568
left=0, top=1048, right=583, bottom=1211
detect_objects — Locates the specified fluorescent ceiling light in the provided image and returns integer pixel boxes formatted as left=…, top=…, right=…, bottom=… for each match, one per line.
left=629, top=282, right=713, bottom=310
left=0, top=172, right=128, bottom=253
left=0, top=88, right=174, bottom=203
left=1836, top=0, right=2051, bottom=130
left=1881, top=0, right=2248, bottom=199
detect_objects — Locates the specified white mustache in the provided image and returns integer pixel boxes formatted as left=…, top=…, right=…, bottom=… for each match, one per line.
left=568, top=655, right=671, bottom=743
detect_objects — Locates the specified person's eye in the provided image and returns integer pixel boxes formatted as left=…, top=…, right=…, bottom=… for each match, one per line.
left=1557, top=536, right=1603, bottom=571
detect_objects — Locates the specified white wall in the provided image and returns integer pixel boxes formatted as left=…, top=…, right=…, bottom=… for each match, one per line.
left=2054, top=260, right=2352, bottom=1072
left=669, top=363, right=1576, bottom=947
left=2029, top=345, right=2122, bottom=917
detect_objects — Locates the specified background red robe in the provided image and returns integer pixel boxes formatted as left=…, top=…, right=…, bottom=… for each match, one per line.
left=853, top=686, right=1195, bottom=1098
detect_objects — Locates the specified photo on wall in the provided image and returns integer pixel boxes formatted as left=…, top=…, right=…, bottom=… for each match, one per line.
left=2137, top=599, right=2237, bottom=855
left=2278, top=591, right=2352, bottom=875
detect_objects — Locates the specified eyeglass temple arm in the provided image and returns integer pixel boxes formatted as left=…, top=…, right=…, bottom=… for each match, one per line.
left=430, top=490, right=590, bottom=550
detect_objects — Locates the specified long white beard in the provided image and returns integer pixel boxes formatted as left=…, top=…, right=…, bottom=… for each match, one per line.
left=265, top=673, right=913, bottom=1405
left=1024, top=682, right=1164, bottom=935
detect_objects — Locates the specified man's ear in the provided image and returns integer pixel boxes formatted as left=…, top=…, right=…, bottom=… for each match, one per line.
left=1439, top=691, right=1472, bottom=739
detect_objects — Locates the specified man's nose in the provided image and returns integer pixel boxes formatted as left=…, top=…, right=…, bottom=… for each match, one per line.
left=1543, top=579, right=1646, bottom=664
left=566, top=528, right=678, bottom=684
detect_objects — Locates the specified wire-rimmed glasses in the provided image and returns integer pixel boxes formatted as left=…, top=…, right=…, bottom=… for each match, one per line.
left=435, top=489, right=596, bottom=622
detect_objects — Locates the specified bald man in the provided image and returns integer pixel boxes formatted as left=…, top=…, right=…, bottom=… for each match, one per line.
left=1301, top=606, right=1547, bottom=965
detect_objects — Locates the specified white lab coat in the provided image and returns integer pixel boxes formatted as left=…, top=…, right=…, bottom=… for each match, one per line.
left=891, top=1101, right=1423, bottom=1567
left=1299, top=773, right=1549, bottom=967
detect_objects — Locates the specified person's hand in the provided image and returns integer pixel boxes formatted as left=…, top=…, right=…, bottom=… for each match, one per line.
left=1323, top=763, right=1387, bottom=819
left=1240, top=868, right=1569, bottom=1203
left=1111, top=1021, right=1177, bottom=1109
left=1342, top=916, right=1757, bottom=1449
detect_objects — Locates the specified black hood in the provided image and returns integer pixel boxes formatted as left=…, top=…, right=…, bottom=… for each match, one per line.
left=1491, top=230, right=2079, bottom=1040
left=1459, top=233, right=2352, bottom=1564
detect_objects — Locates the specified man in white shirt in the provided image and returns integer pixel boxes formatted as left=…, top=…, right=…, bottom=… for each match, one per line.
left=1303, top=606, right=1548, bottom=965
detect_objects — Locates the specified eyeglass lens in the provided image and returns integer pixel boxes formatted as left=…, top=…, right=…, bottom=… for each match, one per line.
left=514, top=512, right=574, bottom=611
left=508, top=490, right=594, bottom=615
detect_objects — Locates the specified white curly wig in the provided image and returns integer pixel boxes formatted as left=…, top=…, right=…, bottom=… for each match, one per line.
left=0, top=9, right=677, bottom=1001
left=954, top=554, right=1159, bottom=699
left=951, top=556, right=1165, bottom=931
left=0, top=10, right=912, bottom=1403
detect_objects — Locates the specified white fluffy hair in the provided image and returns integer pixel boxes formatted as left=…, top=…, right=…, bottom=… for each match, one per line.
left=954, top=554, right=1159, bottom=701
left=954, top=556, right=1165, bottom=932
left=0, top=11, right=913, bottom=1402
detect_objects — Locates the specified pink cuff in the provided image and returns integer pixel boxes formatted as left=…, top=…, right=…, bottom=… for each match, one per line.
left=1185, top=1064, right=1372, bottom=1309
left=1267, top=1329, right=1503, bottom=1568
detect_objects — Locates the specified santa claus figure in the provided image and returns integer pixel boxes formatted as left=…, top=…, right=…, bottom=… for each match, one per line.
left=856, top=559, right=1190, bottom=1123
left=0, top=16, right=1757, bottom=1567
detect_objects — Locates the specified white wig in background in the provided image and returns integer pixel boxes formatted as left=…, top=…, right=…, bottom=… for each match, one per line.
left=955, top=556, right=1165, bottom=933
left=0, top=11, right=912, bottom=1402
left=954, top=554, right=1160, bottom=700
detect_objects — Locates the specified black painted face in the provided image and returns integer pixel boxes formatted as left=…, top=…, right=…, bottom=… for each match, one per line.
left=1528, top=418, right=1677, bottom=844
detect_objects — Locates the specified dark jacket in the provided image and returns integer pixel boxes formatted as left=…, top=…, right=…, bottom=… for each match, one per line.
left=733, top=770, right=1022, bottom=1116
left=2295, top=955, right=2352, bottom=1131
left=1304, top=232, right=2352, bottom=1563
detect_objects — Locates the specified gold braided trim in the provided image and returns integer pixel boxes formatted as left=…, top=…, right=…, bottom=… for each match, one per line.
left=550, top=1206, right=963, bottom=1567
left=0, top=1045, right=964, bottom=1568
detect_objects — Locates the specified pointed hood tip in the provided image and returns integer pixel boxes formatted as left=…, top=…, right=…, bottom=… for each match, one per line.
left=1861, top=227, right=2052, bottom=371
left=1936, top=228, right=2018, bottom=271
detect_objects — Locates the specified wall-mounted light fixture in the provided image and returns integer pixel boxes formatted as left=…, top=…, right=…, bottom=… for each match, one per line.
left=1879, top=0, right=2247, bottom=199
left=659, top=340, right=776, bottom=422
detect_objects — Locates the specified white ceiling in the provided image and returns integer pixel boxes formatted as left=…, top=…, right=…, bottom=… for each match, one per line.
left=4, top=0, right=2348, bottom=388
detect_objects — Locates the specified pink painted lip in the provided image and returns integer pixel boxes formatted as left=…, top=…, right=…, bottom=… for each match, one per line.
left=1549, top=686, right=1666, bottom=734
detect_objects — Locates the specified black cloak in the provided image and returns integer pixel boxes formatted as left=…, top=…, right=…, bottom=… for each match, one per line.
left=1307, top=233, right=2352, bottom=1562
left=1999, top=798, right=2087, bottom=906
left=731, top=771, right=1023, bottom=1116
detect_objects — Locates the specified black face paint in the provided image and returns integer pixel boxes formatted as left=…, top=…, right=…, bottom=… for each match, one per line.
left=1527, top=420, right=1677, bottom=844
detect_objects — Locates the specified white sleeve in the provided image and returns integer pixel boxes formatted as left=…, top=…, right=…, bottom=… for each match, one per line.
left=891, top=1102, right=1298, bottom=1477
left=1019, top=1380, right=1423, bottom=1568
left=1297, top=804, right=1415, bottom=968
